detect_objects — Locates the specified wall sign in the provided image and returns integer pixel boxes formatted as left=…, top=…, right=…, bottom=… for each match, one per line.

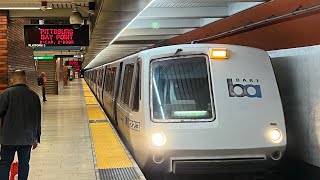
left=34, top=56, right=54, bottom=60
left=69, top=61, right=79, bottom=66
left=24, top=25, right=89, bottom=47
left=66, top=60, right=82, bottom=66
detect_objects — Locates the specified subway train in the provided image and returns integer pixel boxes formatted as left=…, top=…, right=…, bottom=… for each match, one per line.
left=84, top=44, right=286, bottom=174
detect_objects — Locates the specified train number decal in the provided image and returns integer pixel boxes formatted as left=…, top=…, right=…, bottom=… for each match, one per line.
left=122, top=116, right=140, bottom=132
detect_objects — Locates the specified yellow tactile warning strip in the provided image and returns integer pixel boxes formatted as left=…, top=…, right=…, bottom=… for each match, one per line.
left=83, top=88, right=91, bottom=92
left=81, top=80, right=144, bottom=180
left=82, top=86, right=91, bottom=92
left=84, top=91, right=94, bottom=97
left=87, top=105, right=106, bottom=120
left=85, top=96, right=98, bottom=105
left=90, top=123, right=133, bottom=169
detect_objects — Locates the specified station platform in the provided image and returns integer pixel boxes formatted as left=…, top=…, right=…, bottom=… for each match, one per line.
left=28, top=79, right=145, bottom=180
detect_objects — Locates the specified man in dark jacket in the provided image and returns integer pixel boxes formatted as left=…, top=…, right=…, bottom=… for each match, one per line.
left=0, top=70, right=41, bottom=180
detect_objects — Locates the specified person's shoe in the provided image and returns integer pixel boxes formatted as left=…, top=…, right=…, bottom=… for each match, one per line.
left=43, top=99, right=47, bottom=101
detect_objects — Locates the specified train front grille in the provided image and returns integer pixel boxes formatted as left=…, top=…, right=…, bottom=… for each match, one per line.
left=172, top=157, right=271, bottom=174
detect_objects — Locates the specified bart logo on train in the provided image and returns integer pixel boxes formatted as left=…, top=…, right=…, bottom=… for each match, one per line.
left=227, top=78, right=262, bottom=98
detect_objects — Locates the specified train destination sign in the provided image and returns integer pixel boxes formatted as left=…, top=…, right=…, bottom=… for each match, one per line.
left=24, top=25, right=89, bottom=47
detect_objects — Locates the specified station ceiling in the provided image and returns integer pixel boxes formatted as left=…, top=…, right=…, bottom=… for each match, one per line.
left=84, top=0, right=266, bottom=69
left=157, top=0, right=320, bottom=52
left=4, top=0, right=319, bottom=70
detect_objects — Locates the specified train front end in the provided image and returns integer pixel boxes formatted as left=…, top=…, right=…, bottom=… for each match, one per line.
left=143, top=44, right=286, bottom=174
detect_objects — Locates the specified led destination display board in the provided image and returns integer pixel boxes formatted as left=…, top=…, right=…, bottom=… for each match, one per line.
left=24, top=25, right=89, bottom=47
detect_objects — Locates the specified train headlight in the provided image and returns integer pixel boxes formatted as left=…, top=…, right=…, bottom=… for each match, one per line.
left=152, top=132, right=166, bottom=147
left=270, top=128, right=282, bottom=143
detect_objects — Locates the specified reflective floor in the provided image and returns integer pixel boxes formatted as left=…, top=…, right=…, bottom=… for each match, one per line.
left=28, top=80, right=96, bottom=180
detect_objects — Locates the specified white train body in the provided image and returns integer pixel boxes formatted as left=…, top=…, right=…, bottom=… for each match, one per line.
left=85, top=44, right=286, bottom=173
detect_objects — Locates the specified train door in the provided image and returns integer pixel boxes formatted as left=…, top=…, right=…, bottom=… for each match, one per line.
left=95, top=69, right=99, bottom=95
left=95, top=69, right=98, bottom=95
left=117, top=61, right=137, bottom=146
left=93, top=70, right=97, bottom=94
left=98, top=68, right=104, bottom=102
left=103, top=66, right=116, bottom=124
left=102, top=67, right=109, bottom=114
left=109, top=66, right=118, bottom=123
left=126, top=60, right=143, bottom=155
left=97, top=68, right=101, bottom=96
left=96, top=69, right=100, bottom=99
left=113, top=63, right=123, bottom=125
left=90, top=70, right=93, bottom=87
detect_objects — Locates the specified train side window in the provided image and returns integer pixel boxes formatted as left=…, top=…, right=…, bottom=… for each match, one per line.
left=95, top=71, right=97, bottom=83
left=98, top=69, right=100, bottom=86
left=105, top=68, right=111, bottom=93
left=132, top=61, right=140, bottom=112
left=121, top=64, right=135, bottom=106
left=99, top=69, right=102, bottom=86
left=107, top=68, right=113, bottom=93
left=110, top=67, right=117, bottom=95
left=97, top=70, right=99, bottom=85
left=95, top=70, right=97, bottom=83
left=98, top=69, right=101, bottom=86
left=100, top=69, right=103, bottom=86
left=102, top=69, right=104, bottom=86
left=103, top=67, right=108, bottom=91
left=93, top=71, right=96, bottom=83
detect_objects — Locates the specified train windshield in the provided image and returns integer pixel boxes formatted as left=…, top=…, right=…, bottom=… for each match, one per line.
left=151, top=56, right=214, bottom=122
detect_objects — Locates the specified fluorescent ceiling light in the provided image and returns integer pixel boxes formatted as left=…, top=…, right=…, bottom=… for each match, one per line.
left=0, top=7, right=53, bottom=10
left=109, top=0, right=156, bottom=45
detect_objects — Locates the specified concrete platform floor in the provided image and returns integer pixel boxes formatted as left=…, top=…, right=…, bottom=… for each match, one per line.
left=28, top=80, right=96, bottom=180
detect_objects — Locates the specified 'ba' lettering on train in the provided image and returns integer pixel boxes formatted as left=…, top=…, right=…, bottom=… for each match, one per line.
left=227, top=78, right=262, bottom=98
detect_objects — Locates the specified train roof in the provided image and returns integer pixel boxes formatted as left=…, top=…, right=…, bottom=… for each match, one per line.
left=139, top=44, right=264, bottom=56
left=88, top=44, right=265, bottom=70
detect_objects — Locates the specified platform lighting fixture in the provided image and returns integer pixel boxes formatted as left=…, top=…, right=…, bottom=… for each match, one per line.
left=109, top=0, right=156, bottom=45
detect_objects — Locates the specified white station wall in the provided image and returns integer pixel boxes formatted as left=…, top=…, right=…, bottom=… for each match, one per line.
left=269, top=45, right=320, bottom=167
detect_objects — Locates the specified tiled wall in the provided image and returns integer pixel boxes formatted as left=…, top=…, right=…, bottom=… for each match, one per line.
left=7, top=18, right=41, bottom=96
left=0, top=11, right=8, bottom=93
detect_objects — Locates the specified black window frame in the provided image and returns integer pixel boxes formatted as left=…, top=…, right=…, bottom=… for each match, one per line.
left=132, top=60, right=141, bottom=112
left=110, top=67, right=117, bottom=95
left=120, top=63, right=135, bottom=106
left=149, top=55, right=216, bottom=123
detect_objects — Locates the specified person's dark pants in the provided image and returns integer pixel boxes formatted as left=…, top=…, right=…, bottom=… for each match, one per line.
left=0, top=145, right=32, bottom=180
left=42, top=86, right=46, bottom=101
